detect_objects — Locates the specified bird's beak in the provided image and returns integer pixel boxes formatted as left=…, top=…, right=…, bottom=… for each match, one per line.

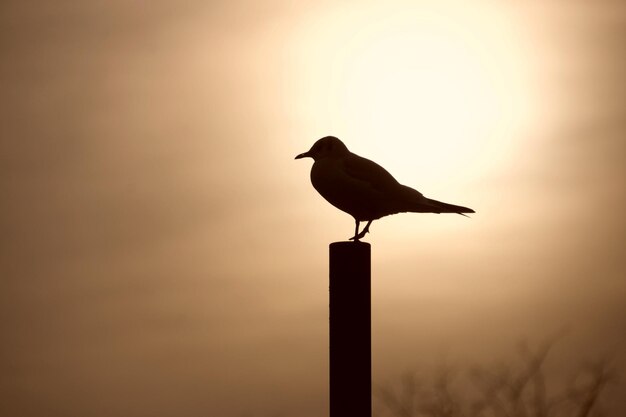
left=295, top=151, right=310, bottom=160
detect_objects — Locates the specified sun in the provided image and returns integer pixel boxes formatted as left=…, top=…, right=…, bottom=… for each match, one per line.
left=292, top=1, right=536, bottom=189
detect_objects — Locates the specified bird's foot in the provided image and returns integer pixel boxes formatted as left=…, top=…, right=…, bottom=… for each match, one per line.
left=349, top=227, right=369, bottom=242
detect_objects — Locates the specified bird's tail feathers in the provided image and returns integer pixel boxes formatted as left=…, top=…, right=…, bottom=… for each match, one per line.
left=419, top=198, right=475, bottom=216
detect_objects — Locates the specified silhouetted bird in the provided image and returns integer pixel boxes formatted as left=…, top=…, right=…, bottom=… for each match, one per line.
left=295, top=136, right=475, bottom=241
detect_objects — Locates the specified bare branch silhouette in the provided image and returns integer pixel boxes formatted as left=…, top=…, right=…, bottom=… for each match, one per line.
left=375, top=339, right=617, bottom=417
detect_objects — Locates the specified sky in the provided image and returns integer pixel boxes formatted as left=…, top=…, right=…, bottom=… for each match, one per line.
left=1, top=1, right=625, bottom=416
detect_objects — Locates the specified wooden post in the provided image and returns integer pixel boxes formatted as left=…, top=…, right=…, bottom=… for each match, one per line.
left=329, top=241, right=371, bottom=417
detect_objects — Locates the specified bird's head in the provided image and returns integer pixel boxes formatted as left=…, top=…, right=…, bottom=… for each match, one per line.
left=295, top=136, right=350, bottom=161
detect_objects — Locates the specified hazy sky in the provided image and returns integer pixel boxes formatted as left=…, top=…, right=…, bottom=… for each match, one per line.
left=1, top=1, right=625, bottom=416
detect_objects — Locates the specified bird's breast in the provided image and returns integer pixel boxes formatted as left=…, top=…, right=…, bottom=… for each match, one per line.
left=310, top=158, right=389, bottom=220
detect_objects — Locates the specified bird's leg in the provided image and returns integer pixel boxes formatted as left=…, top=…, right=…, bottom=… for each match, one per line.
left=362, top=220, right=372, bottom=236
left=349, top=220, right=372, bottom=241
left=349, top=219, right=361, bottom=241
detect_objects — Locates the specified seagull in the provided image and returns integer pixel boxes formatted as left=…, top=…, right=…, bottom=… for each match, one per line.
left=295, top=136, right=475, bottom=241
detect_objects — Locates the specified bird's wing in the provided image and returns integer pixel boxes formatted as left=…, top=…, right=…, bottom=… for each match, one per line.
left=340, top=154, right=401, bottom=192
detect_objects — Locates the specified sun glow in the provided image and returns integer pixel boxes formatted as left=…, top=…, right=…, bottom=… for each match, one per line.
left=292, top=2, right=537, bottom=188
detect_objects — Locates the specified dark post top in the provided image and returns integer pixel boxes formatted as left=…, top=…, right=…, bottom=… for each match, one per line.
left=329, top=241, right=371, bottom=255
